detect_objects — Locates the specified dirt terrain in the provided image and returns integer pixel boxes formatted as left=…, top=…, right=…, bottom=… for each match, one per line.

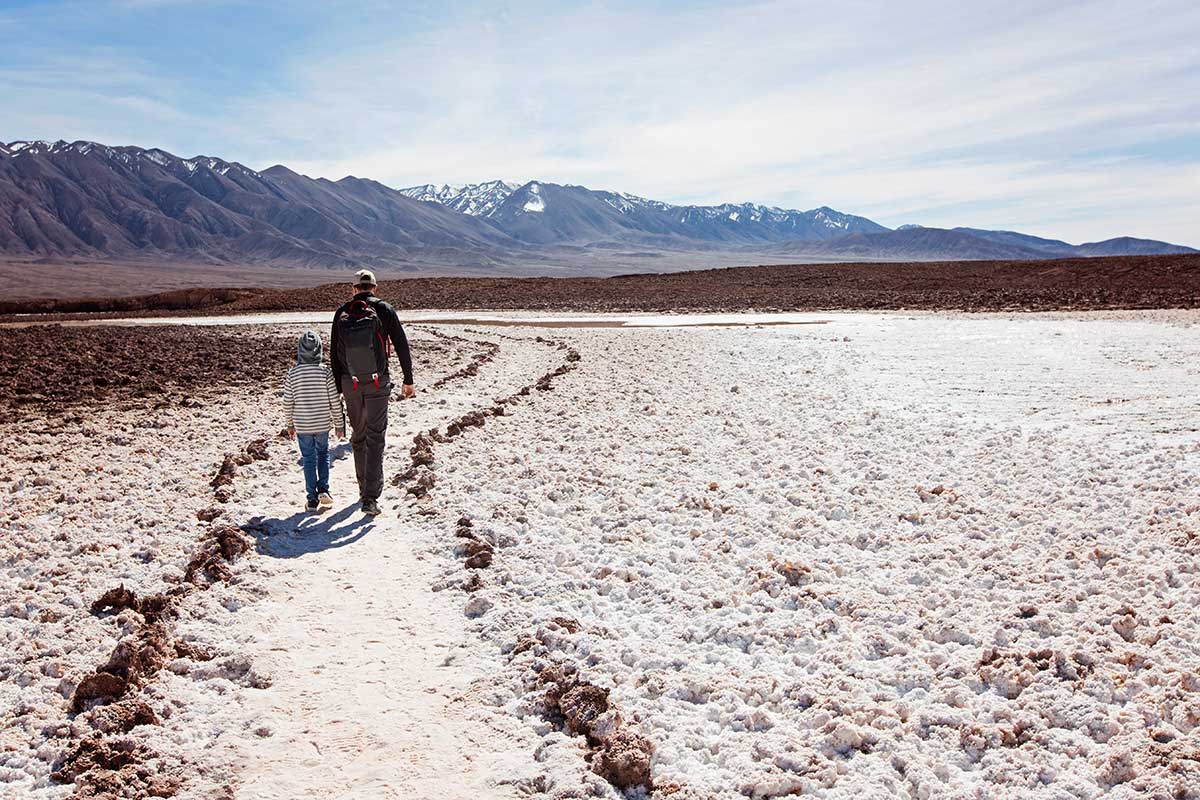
left=3, top=253, right=1198, bottom=320
left=0, top=325, right=468, bottom=414
left=0, top=326, right=291, bottom=414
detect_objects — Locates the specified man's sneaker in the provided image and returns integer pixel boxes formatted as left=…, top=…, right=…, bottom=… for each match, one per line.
left=318, top=492, right=334, bottom=508
left=361, top=499, right=382, bottom=516
left=305, top=499, right=320, bottom=512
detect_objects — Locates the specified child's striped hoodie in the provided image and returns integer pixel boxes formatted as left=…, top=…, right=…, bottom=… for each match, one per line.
left=283, top=331, right=346, bottom=434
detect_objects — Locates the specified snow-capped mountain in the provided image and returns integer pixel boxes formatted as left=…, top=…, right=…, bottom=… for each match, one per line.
left=6, top=139, right=265, bottom=180
left=477, top=181, right=889, bottom=245
left=398, top=180, right=519, bottom=217
left=404, top=178, right=888, bottom=245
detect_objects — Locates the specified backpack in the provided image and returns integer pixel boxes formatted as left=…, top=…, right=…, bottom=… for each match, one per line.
left=337, top=298, right=389, bottom=390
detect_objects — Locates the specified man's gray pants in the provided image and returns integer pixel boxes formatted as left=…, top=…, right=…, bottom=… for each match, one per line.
left=344, top=382, right=391, bottom=501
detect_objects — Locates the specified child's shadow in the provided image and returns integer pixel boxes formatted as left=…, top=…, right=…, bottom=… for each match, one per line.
left=247, top=503, right=374, bottom=559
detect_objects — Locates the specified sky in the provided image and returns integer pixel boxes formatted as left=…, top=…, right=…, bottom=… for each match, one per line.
left=2, top=0, right=1198, bottom=245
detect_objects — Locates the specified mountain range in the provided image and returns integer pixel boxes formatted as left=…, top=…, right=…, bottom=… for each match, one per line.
left=398, top=180, right=889, bottom=247
left=1, top=139, right=1194, bottom=284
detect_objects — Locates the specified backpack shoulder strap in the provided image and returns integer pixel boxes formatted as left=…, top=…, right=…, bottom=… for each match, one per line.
left=343, top=298, right=374, bottom=317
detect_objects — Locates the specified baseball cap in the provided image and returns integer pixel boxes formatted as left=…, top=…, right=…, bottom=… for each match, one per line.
left=354, top=268, right=377, bottom=286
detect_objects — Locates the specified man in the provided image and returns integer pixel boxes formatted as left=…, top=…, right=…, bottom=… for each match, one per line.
left=331, top=269, right=416, bottom=516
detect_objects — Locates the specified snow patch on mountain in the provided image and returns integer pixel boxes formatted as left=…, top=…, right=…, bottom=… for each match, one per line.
left=8, top=141, right=56, bottom=156
left=600, top=192, right=641, bottom=214
left=522, top=182, right=546, bottom=213
left=181, top=156, right=252, bottom=177
left=399, top=183, right=452, bottom=203
left=398, top=180, right=520, bottom=216
left=2, top=140, right=260, bottom=178
left=12, top=140, right=112, bottom=158
left=670, top=200, right=877, bottom=233
left=812, top=206, right=849, bottom=229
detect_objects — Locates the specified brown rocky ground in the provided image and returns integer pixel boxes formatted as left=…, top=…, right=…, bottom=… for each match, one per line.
left=2, top=253, right=1198, bottom=320
left=0, top=325, right=292, bottom=414
left=0, top=323, right=465, bottom=415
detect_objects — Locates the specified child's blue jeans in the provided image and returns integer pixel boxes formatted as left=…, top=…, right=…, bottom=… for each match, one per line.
left=296, top=432, right=330, bottom=504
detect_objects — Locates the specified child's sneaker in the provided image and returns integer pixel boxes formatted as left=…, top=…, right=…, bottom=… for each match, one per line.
left=318, top=492, right=334, bottom=508
left=305, top=498, right=320, bottom=512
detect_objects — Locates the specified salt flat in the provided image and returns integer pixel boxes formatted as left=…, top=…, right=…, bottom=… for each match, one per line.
left=417, top=313, right=1200, bottom=798
left=3, top=312, right=1198, bottom=799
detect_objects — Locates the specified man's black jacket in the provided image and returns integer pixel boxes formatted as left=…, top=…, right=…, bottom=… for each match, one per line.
left=331, top=291, right=414, bottom=392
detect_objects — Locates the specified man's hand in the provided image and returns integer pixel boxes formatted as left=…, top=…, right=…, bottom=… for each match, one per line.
left=287, top=427, right=296, bottom=440
left=401, top=383, right=416, bottom=399
left=336, top=429, right=346, bottom=441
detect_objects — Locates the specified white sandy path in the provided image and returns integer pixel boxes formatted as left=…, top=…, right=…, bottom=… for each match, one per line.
left=231, top=476, right=520, bottom=800
left=207, top=330, right=562, bottom=800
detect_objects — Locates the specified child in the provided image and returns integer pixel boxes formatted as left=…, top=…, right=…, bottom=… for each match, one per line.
left=283, top=331, right=346, bottom=512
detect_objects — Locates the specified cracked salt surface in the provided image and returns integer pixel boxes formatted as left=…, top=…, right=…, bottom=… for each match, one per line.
left=430, top=313, right=1200, bottom=798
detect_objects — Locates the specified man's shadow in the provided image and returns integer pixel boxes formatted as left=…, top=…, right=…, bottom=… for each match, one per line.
left=285, top=440, right=353, bottom=464
left=246, top=501, right=374, bottom=559
left=329, top=441, right=353, bottom=463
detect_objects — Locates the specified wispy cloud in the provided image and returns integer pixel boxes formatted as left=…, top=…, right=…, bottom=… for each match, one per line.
left=2, top=0, right=1197, bottom=243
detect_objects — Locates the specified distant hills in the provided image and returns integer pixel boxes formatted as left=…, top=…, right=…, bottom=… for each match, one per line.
left=1, top=139, right=1194, bottom=281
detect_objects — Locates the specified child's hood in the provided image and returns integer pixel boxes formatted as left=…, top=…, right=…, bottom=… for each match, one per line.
left=297, top=331, right=323, bottom=364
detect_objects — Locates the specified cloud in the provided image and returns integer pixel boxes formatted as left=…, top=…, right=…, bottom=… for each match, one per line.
left=233, top=0, right=1199, bottom=243
left=3, top=0, right=1198, bottom=244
